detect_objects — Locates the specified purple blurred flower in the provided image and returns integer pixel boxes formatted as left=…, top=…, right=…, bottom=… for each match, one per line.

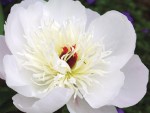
left=0, top=0, right=14, bottom=5
left=86, top=0, right=96, bottom=5
left=142, top=28, right=150, bottom=34
left=122, top=11, right=134, bottom=24
left=117, top=108, right=125, bottom=113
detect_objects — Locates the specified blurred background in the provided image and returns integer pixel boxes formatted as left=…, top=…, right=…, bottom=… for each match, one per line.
left=0, top=0, right=149, bottom=113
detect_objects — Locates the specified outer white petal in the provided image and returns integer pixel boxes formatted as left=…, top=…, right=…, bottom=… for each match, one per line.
left=46, top=0, right=86, bottom=25
left=84, top=71, right=125, bottom=108
left=110, top=55, right=149, bottom=108
left=67, top=97, right=118, bottom=113
left=3, top=55, right=39, bottom=97
left=13, top=88, right=73, bottom=113
left=5, top=0, right=45, bottom=54
left=15, top=0, right=44, bottom=9
left=86, top=8, right=100, bottom=28
left=0, top=36, right=11, bottom=80
left=88, top=10, right=136, bottom=70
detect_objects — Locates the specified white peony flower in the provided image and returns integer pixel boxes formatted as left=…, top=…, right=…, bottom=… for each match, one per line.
left=0, top=0, right=149, bottom=113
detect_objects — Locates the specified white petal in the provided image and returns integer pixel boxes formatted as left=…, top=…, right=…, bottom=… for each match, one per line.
left=88, top=10, right=136, bottom=70
left=5, top=0, right=86, bottom=55
left=67, top=97, right=117, bottom=113
left=13, top=94, right=38, bottom=113
left=5, top=0, right=45, bottom=54
left=0, top=36, right=11, bottom=80
left=19, top=5, right=43, bottom=35
left=84, top=71, right=125, bottom=108
left=46, top=0, right=86, bottom=25
left=86, top=8, right=100, bottom=28
left=110, top=55, right=149, bottom=108
left=16, top=0, right=44, bottom=9
left=13, top=88, right=73, bottom=113
left=3, top=55, right=37, bottom=97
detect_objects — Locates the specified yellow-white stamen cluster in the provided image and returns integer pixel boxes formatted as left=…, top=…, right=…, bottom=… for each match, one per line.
left=18, top=19, right=112, bottom=98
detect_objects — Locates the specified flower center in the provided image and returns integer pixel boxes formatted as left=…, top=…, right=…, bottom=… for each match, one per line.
left=60, top=45, right=78, bottom=68
left=19, top=20, right=113, bottom=98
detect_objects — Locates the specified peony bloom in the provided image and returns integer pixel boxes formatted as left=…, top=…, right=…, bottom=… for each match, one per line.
left=0, top=0, right=149, bottom=113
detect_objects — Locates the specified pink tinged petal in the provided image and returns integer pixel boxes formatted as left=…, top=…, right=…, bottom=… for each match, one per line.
left=110, top=55, right=149, bottom=108
left=67, top=97, right=118, bottom=113
left=84, top=71, right=125, bottom=108
left=13, top=88, right=73, bottom=113
left=88, top=10, right=136, bottom=71
left=4, top=0, right=45, bottom=54
left=0, top=36, right=11, bottom=80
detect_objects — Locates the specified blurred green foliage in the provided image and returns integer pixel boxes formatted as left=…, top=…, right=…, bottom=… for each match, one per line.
left=0, top=4, right=4, bottom=34
left=0, top=0, right=149, bottom=113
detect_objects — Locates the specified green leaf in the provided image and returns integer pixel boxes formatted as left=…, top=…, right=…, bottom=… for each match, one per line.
left=0, top=87, right=18, bottom=113
left=0, top=99, right=18, bottom=113
left=0, top=3, right=4, bottom=35
left=0, top=87, right=16, bottom=107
